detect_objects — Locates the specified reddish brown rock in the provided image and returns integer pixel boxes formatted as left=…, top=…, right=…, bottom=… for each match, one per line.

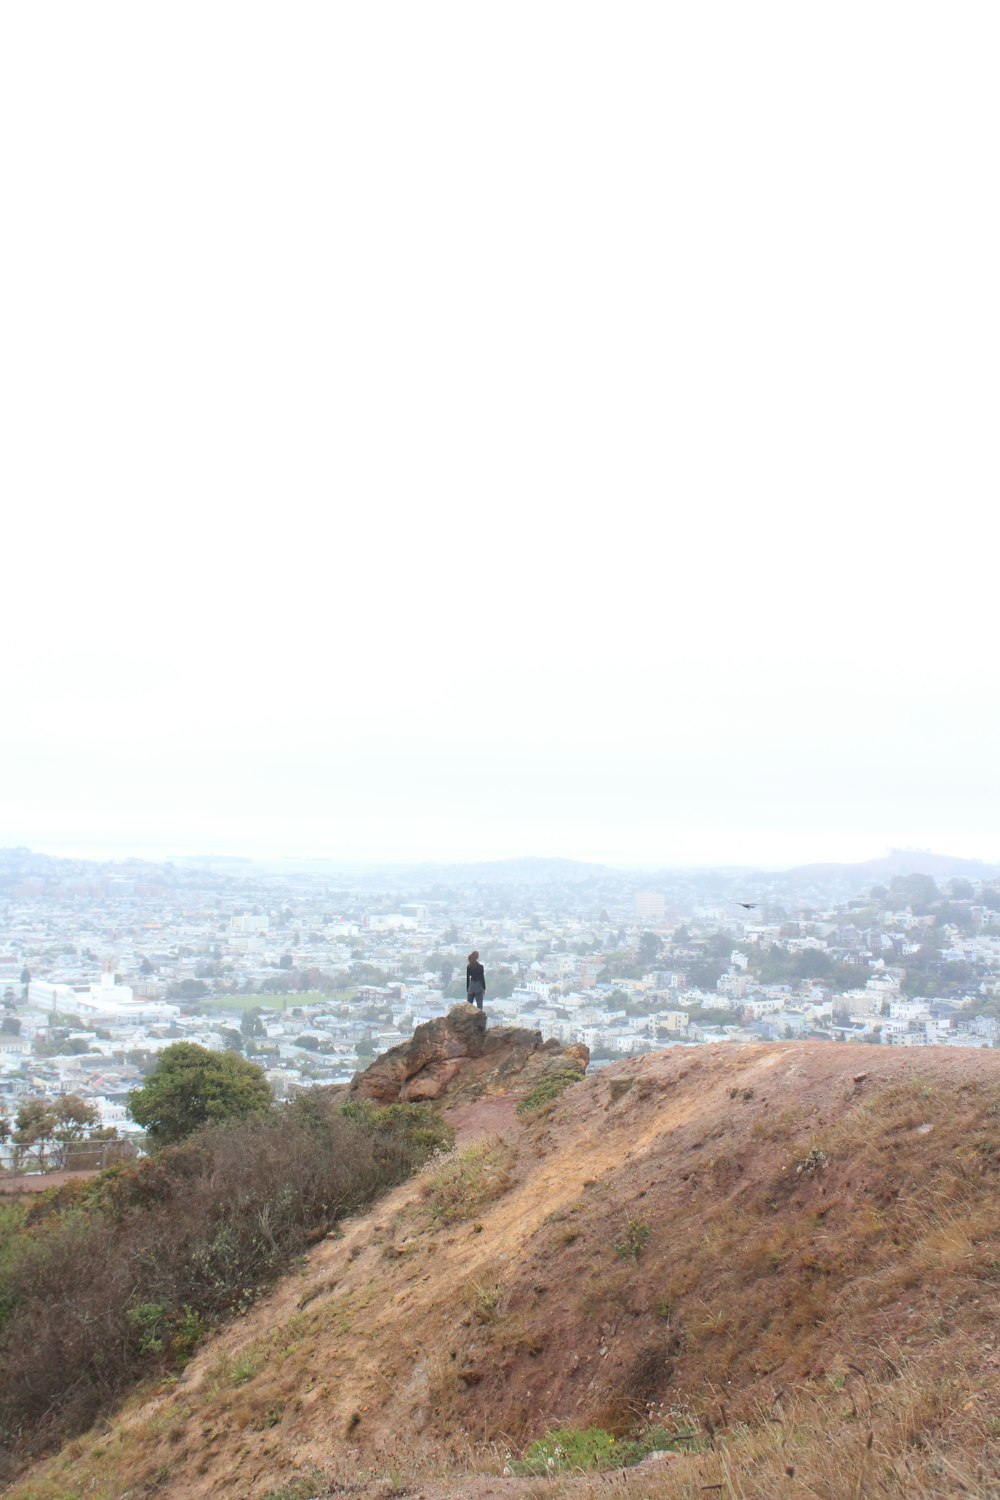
left=349, top=1004, right=589, bottom=1106
left=400, top=1060, right=460, bottom=1102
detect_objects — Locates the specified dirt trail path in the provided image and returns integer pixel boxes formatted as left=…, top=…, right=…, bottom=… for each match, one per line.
left=0, top=1168, right=100, bottom=1196
left=158, top=1058, right=718, bottom=1496
left=162, top=1093, right=529, bottom=1416
left=324, top=1451, right=683, bottom=1500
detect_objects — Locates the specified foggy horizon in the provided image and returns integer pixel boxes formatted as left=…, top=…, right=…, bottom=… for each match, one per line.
left=12, top=836, right=1000, bottom=876
left=3, top=5, right=997, bottom=881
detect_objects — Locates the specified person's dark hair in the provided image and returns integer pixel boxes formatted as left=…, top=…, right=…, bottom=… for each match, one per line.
left=467, top=950, right=479, bottom=965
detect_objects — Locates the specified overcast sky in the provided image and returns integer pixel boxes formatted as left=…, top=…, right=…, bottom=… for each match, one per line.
left=2, top=3, right=998, bottom=869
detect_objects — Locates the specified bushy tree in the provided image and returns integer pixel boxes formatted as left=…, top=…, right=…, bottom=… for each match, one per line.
left=167, top=979, right=209, bottom=1000
left=12, top=1094, right=99, bottom=1167
left=240, top=1006, right=264, bottom=1041
left=890, top=873, right=938, bottom=912
left=638, top=931, right=662, bottom=965
left=128, top=1043, right=273, bottom=1146
left=935, top=901, right=973, bottom=930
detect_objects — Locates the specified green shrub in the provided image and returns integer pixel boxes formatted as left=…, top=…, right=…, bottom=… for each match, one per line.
left=170, top=1305, right=208, bottom=1364
left=614, top=1215, right=651, bottom=1260
left=0, top=1093, right=453, bottom=1479
left=124, top=1302, right=168, bottom=1356
left=338, top=1098, right=452, bottom=1160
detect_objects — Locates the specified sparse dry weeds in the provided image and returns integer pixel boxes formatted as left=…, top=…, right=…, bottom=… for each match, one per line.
left=420, top=1137, right=515, bottom=1224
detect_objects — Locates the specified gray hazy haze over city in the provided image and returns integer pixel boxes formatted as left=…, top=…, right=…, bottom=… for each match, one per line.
left=3, top=3, right=998, bottom=871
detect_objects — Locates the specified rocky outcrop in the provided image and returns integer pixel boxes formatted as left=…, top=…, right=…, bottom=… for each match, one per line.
left=349, top=1004, right=589, bottom=1105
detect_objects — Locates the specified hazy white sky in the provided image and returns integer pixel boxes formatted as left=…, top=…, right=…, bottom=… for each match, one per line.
left=2, top=3, right=998, bottom=869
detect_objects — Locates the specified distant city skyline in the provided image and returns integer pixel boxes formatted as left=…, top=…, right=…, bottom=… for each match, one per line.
left=11, top=833, right=1000, bottom=875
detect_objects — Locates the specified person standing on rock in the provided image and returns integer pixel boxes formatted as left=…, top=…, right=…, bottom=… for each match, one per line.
left=466, top=950, right=486, bottom=1009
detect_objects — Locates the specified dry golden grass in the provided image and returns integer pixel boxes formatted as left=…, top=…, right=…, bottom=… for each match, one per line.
left=485, top=1344, right=1000, bottom=1500
left=8, top=1046, right=1000, bottom=1500
left=419, top=1136, right=516, bottom=1224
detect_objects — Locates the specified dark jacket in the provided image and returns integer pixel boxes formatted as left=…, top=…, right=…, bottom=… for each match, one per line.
left=466, top=962, right=485, bottom=993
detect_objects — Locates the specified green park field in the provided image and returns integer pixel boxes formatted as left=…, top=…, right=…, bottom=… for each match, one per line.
left=196, top=990, right=356, bottom=1012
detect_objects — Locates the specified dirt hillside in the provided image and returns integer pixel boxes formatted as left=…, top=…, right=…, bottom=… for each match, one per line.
left=10, top=1041, right=1000, bottom=1500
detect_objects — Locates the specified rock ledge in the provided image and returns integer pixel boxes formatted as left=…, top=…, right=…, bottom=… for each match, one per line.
left=349, top=1004, right=589, bottom=1105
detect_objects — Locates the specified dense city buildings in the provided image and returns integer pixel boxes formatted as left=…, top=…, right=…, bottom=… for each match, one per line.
left=2, top=846, right=999, bottom=1153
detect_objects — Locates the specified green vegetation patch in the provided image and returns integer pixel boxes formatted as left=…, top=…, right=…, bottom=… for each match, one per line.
left=261, top=1473, right=329, bottom=1500
left=202, top=991, right=356, bottom=1012
left=201, top=992, right=303, bottom=1011
left=741, top=942, right=865, bottom=995
left=512, top=1422, right=698, bottom=1475
left=516, top=1065, right=585, bottom=1116
left=0, top=1094, right=453, bottom=1481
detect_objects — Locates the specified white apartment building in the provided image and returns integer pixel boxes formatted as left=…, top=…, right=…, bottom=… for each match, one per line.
left=29, top=968, right=179, bottom=1025
left=888, top=998, right=932, bottom=1021
left=743, top=996, right=786, bottom=1018
left=0, top=1035, right=32, bottom=1068
left=230, top=914, right=269, bottom=934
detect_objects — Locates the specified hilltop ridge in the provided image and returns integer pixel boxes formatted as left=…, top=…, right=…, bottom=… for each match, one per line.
left=8, top=1039, right=1000, bottom=1499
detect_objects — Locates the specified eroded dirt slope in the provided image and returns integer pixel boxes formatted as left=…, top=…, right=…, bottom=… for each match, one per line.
left=11, top=1042, right=1000, bottom=1500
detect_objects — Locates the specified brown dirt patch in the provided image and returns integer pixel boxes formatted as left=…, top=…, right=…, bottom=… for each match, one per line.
left=444, top=1094, right=521, bottom=1146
